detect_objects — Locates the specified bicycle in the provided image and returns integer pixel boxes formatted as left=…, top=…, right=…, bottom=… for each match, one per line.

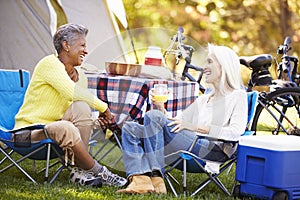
left=167, top=28, right=300, bottom=136
left=163, top=27, right=206, bottom=93
left=240, top=36, right=300, bottom=135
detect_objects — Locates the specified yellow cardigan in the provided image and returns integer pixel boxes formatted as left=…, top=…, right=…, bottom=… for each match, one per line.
left=14, top=54, right=108, bottom=128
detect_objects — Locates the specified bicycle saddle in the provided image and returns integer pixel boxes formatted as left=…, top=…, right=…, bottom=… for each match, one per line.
left=239, top=54, right=273, bottom=71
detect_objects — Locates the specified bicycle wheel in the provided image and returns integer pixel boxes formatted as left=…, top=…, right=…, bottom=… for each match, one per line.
left=251, top=87, right=300, bottom=135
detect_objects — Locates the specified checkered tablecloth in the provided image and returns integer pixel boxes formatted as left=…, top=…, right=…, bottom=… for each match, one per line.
left=86, top=73, right=199, bottom=126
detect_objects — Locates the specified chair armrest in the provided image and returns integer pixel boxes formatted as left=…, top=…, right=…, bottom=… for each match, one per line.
left=195, top=132, right=238, bottom=144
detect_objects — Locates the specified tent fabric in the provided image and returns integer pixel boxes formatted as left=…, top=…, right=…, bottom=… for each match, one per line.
left=0, top=0, right=55, bottom=74
left=60, top=0, right=127, bottom=68
left=106, top=0, right=128, bottom=28
left=0, top=0, right=126, bottom=75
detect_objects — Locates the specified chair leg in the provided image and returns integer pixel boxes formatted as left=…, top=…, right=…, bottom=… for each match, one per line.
left=191, top=176, right=211, bottom=196
left=88, top=139, right=98, bottom=155
left=92, top=140, right=110, bottom=159
left=0, top=146, right=46, bottom=174
left=164, top=158, right=185, bottom=196
left=32, top=160, right=36, bottom=173
left=113, top=132, right=122, bottom=149
left=38, top=149, right=68, bottom=184
left=165, top=171, right=180, bottom=185
left=191, top=170, right=231, bottom=196
left=164, top=174, right=178, bottom=197
left=214, top=176, right=230, bottom=195
left=231, top=177, right=237, bottom=195
left=38, top=160, right=60, bottom=174
left=49, top=164, right=66, bottom=184
left=112, top=155, right=122, bottom=167
left=96, top=144, right=118, bottom=163
left=0, top=149, right=13, bottom=165
left=89, top=129, right=102, bottom=155
left=0, top=147, right=37, bottom=184
left=183, top=158, right=187, bottom=196
left=43, top=143, right=52, bottom=183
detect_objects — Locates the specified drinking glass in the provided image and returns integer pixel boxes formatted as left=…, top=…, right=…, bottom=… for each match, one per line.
left=152, top=84, right=168, bottom=103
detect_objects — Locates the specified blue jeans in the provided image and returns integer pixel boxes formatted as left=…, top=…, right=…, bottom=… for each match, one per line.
left=121, top=110, right=228, bottom=178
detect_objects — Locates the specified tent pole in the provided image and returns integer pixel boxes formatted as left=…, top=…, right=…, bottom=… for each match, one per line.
left=126, top=16, right=139, bottom=64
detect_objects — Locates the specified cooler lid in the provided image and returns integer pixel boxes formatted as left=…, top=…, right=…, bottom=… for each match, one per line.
left=239, top=135, right=300, bottom=151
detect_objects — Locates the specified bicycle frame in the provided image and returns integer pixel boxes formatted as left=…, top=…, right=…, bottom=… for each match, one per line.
left=257, top=95, right=289, bottom=134
left=277, top=55, right=299, bottom=84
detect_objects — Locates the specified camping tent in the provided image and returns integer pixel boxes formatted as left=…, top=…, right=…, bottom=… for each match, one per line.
left=0, top=0, right=127, bottom=75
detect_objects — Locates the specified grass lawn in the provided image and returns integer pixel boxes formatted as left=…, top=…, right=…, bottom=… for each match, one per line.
left=0, top=137, right=241, bottom=200
left=1, top=110, right=290, bottom=199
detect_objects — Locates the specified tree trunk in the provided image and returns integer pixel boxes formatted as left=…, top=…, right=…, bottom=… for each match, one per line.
left=279, top=0, right=293, bottom=37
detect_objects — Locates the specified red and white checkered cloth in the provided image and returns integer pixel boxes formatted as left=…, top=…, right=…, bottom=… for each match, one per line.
left=87, top=73, right=199, bottom=126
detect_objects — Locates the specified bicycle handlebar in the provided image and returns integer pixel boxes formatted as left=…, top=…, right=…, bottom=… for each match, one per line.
left=165, top=27, right=205, bottom=92
left=284, top=36, right=292, bottom=50
left=274, top=36, right=299, bottom=85
left=277, top=36, right=293, bottom=73
left=277, top=36, right=292, bottom=55
left=177, top=27, right=184, bottom=43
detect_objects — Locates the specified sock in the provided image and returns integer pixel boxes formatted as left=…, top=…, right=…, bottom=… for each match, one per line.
left=87, top=160, right=103, bottom=176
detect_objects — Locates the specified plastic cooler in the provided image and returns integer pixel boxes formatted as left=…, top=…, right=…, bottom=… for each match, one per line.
left=235, top=135, right=300, bottom=200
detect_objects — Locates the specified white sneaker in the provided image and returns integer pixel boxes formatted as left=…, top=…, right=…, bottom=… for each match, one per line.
left=70, top=167, right=102, bottom=187
left=97, top=166, right=127, bottom=187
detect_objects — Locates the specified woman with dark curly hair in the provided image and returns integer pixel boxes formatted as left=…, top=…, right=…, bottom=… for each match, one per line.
left=15, top=23, right=127, bottom=187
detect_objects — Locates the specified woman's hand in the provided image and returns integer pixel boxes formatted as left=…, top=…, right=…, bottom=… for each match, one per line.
left=98, top=108, right=115, bottom=129
left=167, top=117, right=196, bottom=133
left=167, top=117, right=209, bottom=134
left=150, top=88, right=166, bottom=113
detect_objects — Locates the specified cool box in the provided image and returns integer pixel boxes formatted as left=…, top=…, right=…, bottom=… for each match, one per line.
left=236, top=135, right=300, bottom=199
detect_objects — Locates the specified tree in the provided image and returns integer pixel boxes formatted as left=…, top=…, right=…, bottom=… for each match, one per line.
left=122, top=0, right=300, bottom=56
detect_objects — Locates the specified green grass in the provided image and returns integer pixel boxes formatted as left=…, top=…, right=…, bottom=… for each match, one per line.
left=0, top=139, right=241, bottom=200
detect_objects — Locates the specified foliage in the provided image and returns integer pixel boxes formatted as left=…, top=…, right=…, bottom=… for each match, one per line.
left=122, top=0, right=300, bottom=58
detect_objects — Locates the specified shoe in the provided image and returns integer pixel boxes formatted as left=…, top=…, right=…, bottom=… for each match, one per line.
left=97, top=166, right=127, bottom=187
left=70, top=167, right=102, bottom=187
left=151, top=177, right=167, bottom=194
left=116, top=175, right=155, bottom=194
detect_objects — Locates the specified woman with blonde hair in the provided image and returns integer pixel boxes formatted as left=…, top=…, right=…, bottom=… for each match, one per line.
left=117, top=44, right=248, bottom=194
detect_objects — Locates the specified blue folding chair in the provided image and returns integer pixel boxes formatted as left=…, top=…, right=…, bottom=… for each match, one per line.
left=164, top=91, right=258, bottom=197
left=0, top=69, right=67, bottom=184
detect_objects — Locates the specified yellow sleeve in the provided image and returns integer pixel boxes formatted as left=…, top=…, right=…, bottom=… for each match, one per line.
left=35, top=55, right=108, bottom=113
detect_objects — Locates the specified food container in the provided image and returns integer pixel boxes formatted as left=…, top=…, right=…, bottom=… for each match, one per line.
left=105, top=62, right=142, bottom=76
left=144, top=46, right=163, bottom=66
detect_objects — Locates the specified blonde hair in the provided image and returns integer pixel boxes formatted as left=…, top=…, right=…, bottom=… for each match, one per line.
left=207, top=44, right=243, bottom=94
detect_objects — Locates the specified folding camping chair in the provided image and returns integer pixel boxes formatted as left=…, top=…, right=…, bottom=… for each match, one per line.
left=89, top=126, right=123, bottom=167
left=0, top=69, right=67, bottom=184
left=164, top=91, right=258, bottom=197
